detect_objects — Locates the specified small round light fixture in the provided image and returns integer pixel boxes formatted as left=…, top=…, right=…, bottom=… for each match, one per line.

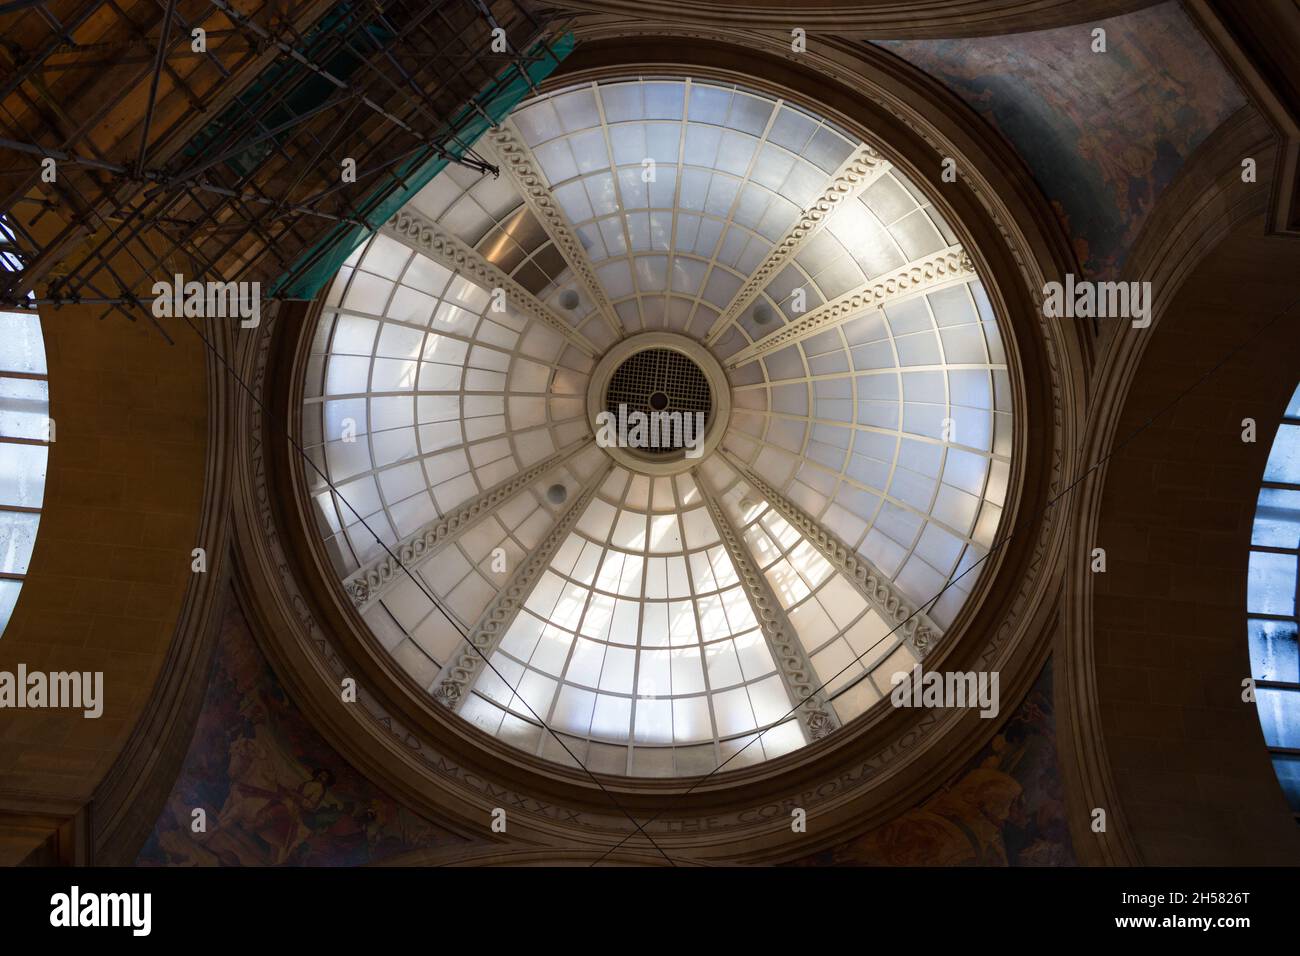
left=546, top=483, right=568, bottom=505
left=739, top=496, right=756, bottom=513
left=752, top=303, right=775, bottom=326
left=559, top=289, right=581, bottom=311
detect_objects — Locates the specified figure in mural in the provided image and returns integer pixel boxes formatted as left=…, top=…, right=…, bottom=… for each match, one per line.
left=138, top=600, right=467, bottom=866
left=793, top=662, right=1075, bottom=866
left=880, top=3, right=1243, bottom=278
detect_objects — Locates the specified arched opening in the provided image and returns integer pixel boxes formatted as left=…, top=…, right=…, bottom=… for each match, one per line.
left=1247, top=382, right=1300, bottom=819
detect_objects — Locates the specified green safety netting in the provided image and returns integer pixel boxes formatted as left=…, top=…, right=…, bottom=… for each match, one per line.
left=267, top=31, right=574, bottom=300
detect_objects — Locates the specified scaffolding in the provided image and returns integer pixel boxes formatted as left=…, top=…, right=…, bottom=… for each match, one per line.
left=0, top=0, right=572, bottom=337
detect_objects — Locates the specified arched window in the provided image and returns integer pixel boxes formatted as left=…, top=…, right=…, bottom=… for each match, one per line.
left=0, top=217, right=49, bottom=637
left=1248, top=382, right=1300, bottom=819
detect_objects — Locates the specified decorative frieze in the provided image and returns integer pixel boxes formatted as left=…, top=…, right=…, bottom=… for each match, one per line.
left=430, top=464, right=612, bottom=709
left=343, top=440, right=592, bottom=613
left=383, top=208, right=597, bottom=356
left=726, top=456, right=942, bottom=659
left=695, top=475, right=841, bottom=741
left=725, top=245, right=975, bottom=366
left=482, top=123, right=625, bottom=340
left=705, top=145, right=890, bottom=343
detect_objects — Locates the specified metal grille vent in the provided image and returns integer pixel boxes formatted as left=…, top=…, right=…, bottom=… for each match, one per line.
left=604, top=348, right=712, bottom=456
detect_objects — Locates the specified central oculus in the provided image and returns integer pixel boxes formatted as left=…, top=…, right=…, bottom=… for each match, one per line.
left=586, top=332, right=732, bottom=476
left=604, top=347, right=713, bottom=457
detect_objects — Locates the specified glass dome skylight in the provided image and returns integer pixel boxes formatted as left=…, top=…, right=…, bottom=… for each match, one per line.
left=301, top=76, right=1013, bottom=777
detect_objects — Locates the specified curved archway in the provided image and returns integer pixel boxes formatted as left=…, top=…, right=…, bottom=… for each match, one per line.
left=1077, top=212, right=1300, bottom=864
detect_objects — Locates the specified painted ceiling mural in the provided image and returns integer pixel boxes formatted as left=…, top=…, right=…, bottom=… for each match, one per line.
left=139, top=596, right=1069, bottom=865
left=137, top=592, right=471, bottom=866
left=791, top=659, right=1074, bottom=866
left=878, top=1, right=1244, bottom=278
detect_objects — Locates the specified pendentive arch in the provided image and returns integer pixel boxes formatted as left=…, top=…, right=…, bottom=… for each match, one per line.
left=1060, top=99, right=1300, bottom=864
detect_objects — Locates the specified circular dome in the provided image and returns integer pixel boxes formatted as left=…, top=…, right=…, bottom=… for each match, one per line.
left=301, top=75, right=1013, bottom=778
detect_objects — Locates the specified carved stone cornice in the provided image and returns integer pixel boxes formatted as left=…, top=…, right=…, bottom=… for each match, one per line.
left=725, top=453, right=942, bottom=659
left=482, top=122, right=625, bottom=340
left=725, top=245, right=974, bottom=366
left=430, top=464, right=613, bottom=709
left=695, top=475, right=840, bottom=741
left=343, top=439, right=592, bottom=613
left=552, top=1, right=1156, bottom=37
left=705, top=145, right=891, bottom=344
left=382, top=208, right=598, bottom=357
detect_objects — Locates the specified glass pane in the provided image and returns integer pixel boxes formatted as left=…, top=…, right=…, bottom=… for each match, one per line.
left=0, top=311, right=46, bottom=374
left=1252, top=487, right=1300, bottom=548
left=0, top=443, right=46, bottom=508
left=0, top=376, right=50, bottom=440
left=1247, top=551, right=1297, bottom=616
left=1256, top=686, right=1300, bottom=749
left=1248, top=617, right=1300, bottom=682
left=0, top=510, right=39, bottom=574
left=1286, top=383, right=1300, bottom=419
left=1264, top=424, right=1300, bottom=483
left=1272, top=754, right=1300, bottom=812
left=0, top=579, right=19, bottom=636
